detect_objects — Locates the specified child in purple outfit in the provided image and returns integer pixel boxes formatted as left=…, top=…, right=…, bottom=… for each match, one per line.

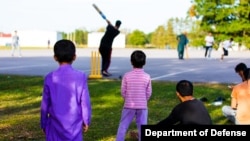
left=40, top=39, right=92, bottom=141
left=116, top=50, right=152, bottom=141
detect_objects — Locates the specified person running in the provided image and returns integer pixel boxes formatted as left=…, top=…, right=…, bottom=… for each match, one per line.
left=221, top=38, right=233, bottom=60
left=99, top=19, right=122, bottom=77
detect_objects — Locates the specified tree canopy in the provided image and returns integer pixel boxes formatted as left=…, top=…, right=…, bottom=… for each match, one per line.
left=192, top=0, right=250, bottom=47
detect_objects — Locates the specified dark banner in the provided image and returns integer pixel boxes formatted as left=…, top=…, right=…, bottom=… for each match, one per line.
left=141, top=125, right=250, bottom=140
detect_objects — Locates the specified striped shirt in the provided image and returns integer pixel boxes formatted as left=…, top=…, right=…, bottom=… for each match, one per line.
left=121, top=68, right=152, bottom=109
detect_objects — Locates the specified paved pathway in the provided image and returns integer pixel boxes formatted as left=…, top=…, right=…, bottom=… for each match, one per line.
left=0, top=48, right=249, bottom=84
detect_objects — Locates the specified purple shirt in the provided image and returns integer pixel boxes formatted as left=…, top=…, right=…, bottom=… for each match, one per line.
left=121, top=68, right=152, bottom=109
left=40, top=64, right=91, bottom=141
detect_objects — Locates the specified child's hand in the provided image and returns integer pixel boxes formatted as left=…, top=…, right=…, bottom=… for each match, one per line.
left=228, top=85, right=234, bottom=89
left=83, top=125, right=89, bottom=132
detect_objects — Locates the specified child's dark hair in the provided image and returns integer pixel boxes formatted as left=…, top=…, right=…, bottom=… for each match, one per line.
left=235, top=62, right=247, bottom=73
left=243, top=68, right=250, bottom=80
left=130, top=50, right=146, bottom=68
left=54, top=39, right=76, bottom=63
left=176, top=80, right=193, bottom=96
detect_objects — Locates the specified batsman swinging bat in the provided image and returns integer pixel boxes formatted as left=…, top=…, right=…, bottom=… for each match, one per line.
left=92, top=3, right=107, bottom=20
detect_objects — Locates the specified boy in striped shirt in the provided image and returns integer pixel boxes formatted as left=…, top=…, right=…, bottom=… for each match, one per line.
left=116, top=50, right=152, bottom=141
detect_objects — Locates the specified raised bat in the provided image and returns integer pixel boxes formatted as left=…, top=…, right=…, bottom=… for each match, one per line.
left=92, top=3, right=107, bottom=20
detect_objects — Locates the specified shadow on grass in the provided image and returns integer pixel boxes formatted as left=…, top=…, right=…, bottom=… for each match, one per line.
left=0, top=75, right=233, bottom=141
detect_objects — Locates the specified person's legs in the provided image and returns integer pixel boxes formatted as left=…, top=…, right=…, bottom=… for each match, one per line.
left=11, top=44, right=16, bottom=56
left=208, top=47, right=212, bottom=58
left=99, top=48, right=110, bottom=76
left=17, top=44, right=21, bottom=57
left=105, top=48, right=112, bottom=74
left=180, top=47, right=184, bottom=59
left=99, top=48, right=105, bottom=72
left=222, top=105, right=236, bottom=124
left=135, top=109, right=148, bottom=141
left=221, top=48, right=226, bottom=60
left=204, top=47, right=209, bottom=57
left=177, top=46, right=184, bottom=59
left=221, top=48, right=228, bottom=60
left=116, top=109, right=135, bottom=141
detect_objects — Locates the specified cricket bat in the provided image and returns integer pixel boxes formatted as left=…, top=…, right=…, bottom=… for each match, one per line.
left=92, top=3, right=107, bottom=20
left=185, top=46, right=189, bottom=59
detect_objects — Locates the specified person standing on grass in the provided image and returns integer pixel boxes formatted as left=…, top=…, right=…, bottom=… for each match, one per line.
left=176, top=31, right=188, bottom=60
left=221, top=38, right=233, bottom=60
left=99, top=19, right=121, bottom=77
left=116, top=50, right=152, bottom=141
left=222, top=68, right=250, bottom=124
left=156, top=80, right=212, bottom=125
left=11, top=30, right=22, bottom=57
left=204, top=32, right=215, bottom=59
left=40, top=39, right=92, bottom=141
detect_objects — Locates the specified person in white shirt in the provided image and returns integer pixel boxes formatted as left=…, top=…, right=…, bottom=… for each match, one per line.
left=221, top=38, right=233, bottom=60
left=204, top=32, right=215, bottom=59
left=11, top=30, right=22, bottom=57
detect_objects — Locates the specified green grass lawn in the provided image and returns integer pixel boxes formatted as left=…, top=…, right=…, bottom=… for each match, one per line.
left=0, top=74, right=232, bottom=141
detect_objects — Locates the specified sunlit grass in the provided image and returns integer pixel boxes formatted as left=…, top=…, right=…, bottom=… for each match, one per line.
left=0, top=75, right=232, bottom=140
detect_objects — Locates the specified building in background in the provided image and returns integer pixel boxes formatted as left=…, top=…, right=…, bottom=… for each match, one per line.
left=0, top=30, right=126, bottom=48
left=0, top=30, right=63, bottom=48
left=0, top=32, right=12, bottom=46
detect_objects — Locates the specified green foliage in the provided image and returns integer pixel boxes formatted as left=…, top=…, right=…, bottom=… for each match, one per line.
left=165, top=19, right=178, bottom=49
left=0, top=75, right=232, bottom=141
left=126, top=30, right=147, bottom=47
left=151, top=25, right=167, bottom=48
left=193, top=0, right=250, bottom=48
left=74, top=29, right=88, bottom=45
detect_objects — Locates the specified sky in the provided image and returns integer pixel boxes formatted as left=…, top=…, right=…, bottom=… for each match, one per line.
left=0, top=0, right=193, bottom=34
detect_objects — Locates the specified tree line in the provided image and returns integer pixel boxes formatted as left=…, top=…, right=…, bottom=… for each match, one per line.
left=62, top=0, right=250, bottom=49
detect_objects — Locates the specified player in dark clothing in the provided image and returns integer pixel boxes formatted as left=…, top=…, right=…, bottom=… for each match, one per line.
left=156, top=80, right=212, bottom=125
left=99, top=20, right=121, bottom=77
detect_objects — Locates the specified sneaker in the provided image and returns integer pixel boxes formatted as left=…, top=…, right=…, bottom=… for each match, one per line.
left=129, top=131, right=138, bottom=140
left=106, top=72, right=112, bottom=76
left=102, top=71, right=111, bottom=77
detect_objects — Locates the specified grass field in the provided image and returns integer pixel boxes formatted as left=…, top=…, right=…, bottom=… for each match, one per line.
left=0, top=74, right=232, bottom=141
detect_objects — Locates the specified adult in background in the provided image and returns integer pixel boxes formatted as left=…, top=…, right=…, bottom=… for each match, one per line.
left=176, top=31, right=188, bottom=60
left=222, top=68, right=250, bottom=124
left=156, top=80, right=212, bottom=125
left=221, top=38, right=233, bottom=60
left=47, top=39, right=50, bottom=49
left=99, top=19, right=121, bottom=77
left=11, top=30, right=22, bottom=57
left=204, top=32, right=215, bottom=59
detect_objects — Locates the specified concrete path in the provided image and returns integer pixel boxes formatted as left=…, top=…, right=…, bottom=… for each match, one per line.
left=0, top=48, right=249, bottom=84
